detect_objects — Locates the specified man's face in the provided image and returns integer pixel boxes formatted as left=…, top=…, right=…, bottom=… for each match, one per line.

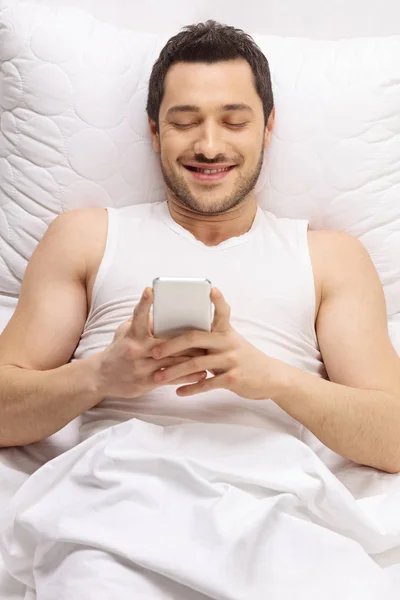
left=150, top=58, right=274, bottom=215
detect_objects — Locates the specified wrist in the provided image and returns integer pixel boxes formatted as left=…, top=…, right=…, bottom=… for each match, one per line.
left=268, top=358, right=326, bottom=416
left=79, top=352, right=107, bottom=401
left=267, top=357, right=298, bottom=403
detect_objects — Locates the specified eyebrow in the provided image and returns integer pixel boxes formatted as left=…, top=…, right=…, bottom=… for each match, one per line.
left=166, top=103, right=254, bottom=118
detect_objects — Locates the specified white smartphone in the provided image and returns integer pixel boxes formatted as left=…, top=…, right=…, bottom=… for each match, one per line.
left=152, top=277, right=212, bottom=339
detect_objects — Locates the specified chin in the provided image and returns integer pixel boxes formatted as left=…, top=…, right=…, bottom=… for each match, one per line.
left=184, top=196, right=244, bottom=215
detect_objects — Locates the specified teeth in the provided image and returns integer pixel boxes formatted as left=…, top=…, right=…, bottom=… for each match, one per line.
left=196, top=167, right=231, bottom=174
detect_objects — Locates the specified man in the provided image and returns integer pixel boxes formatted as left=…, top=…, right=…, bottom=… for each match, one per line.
left=0, top=20, right=399, bottom=599
left=0, top=18, right=399, bottom=468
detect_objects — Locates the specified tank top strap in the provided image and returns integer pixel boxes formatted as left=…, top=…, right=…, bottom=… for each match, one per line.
left=87, top=207, right=120, bottom=323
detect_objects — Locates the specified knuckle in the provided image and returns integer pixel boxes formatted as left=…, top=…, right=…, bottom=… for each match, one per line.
left=226, top=370, right=237, bottom=384
left=124, top=341, right=141, bottom=360
left=226, top=351, right=237, bottom=366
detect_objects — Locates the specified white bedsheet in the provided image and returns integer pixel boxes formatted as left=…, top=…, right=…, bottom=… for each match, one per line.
left=0, top=418, right=82, bottom=600
left=0, top=298, right=26, bottom=599
left=0, top=449, right=33, bottom=600
left=1, top=419, right=400, bottom=599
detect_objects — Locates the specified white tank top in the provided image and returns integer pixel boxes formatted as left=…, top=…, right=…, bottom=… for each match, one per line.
left=73, top=201, right=327, bottom=441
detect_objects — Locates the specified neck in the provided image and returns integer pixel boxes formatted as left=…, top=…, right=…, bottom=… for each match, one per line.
left=166, top=197, right=258, bottom=246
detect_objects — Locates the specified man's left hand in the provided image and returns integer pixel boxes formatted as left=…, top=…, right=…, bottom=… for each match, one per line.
left=151, top=288, right=284, bottom=399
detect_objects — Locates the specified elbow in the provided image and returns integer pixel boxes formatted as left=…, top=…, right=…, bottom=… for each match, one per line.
left=359, top=451, right=400, bottom=474
left=371, top=455, right=400, bottom=475
left=381, top=463, right=400, bottom=475
left=0, top=431, right=19, bottom=448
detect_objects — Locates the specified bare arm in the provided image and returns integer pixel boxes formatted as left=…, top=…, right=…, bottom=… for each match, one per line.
left=0, top=209, right=107, bottom=447
left=142, top=231, right=400, bottom=472
left=0, top=208, right=206, bottom=447
left=272, top=232, right=400, bottom=473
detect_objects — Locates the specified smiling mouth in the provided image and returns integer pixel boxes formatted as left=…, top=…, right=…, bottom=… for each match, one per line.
left=185, top=165, right=235, bottom=174
left=183, top=164, right=236, bottom=182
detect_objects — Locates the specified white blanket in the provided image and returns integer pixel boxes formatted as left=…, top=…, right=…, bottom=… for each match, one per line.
left=1, top=419, right=400, bottom=599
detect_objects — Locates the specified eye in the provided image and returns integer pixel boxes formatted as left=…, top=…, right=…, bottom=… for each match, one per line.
left=172, top=122, right=247, bottom=130
left=173, top=123, right=195, bottom=129
left=226, top=123, right=247, bottom=128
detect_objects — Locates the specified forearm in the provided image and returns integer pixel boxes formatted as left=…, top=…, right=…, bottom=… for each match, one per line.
left=271, top=362, right=400, bottom=473
left=0, top=356, right=103, bottom=447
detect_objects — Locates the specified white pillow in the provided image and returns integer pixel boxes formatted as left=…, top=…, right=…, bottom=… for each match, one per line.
left=0, top=1, right=399, bottom=349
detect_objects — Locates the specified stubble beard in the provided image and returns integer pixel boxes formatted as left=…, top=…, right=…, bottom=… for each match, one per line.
left=159, top=144, right=265, bottom=215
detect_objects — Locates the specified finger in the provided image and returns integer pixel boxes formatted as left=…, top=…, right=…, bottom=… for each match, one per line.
left=113, top=319, right=132, bottom=340
left=140, top=355, right=206, bottom=374
left=146, top=355, right=194, bottom=371
left=152, top=331, right=226, bottom=360
left=211, top=288, right=231, bottom=333
left=176, top=374, right=226, bottom=396
left=170, top=371, right=208, bottom=385
left=148, top=314, right=154, bottom=336
left=129, top=287, right=153, bottom=340
left=148, top=337, right=206, bottom=357
left=173, top=348, right=207, bottom=358
left=153, top=355, right=227, bottom=384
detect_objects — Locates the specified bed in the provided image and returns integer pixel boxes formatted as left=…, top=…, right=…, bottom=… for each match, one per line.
left=1, top=0, right=400, bottom=597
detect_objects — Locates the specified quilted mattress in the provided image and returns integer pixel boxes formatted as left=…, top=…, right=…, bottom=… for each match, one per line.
left=0, top=1, right=399, bottom=350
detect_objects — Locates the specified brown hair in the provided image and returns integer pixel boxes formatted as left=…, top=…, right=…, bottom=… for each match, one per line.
left=146, top=20, right=274, bottom=132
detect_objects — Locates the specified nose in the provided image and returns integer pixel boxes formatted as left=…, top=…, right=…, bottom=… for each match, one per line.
left=193, top=120, right=227, bottom=159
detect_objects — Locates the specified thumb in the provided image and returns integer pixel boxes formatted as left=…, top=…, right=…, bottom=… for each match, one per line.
left=211, top=287, right=231, bottom=333
left=148, top=313, right=154, bottom=337
left=129, top=287, right=153, bottom=339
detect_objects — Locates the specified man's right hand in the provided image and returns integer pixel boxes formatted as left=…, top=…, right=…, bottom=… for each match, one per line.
left=93, top=287, right=208, bottom=399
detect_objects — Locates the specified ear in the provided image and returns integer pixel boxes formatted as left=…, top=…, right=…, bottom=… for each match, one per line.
left=148, top=117, right=161, bottom=153
left=263, top=107, right=275, bottom=148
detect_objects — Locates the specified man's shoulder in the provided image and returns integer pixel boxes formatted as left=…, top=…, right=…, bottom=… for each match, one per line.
left=307, top=229, right=377, bottom=297
left=50, top=207, right=108, bottom=234
left=49, top=201, right=160, bottom=251
left=307, top=229, right=368, bottom=266
left=45, top=208, right=108, bottom=274
left=53, top=201, right=157, bottom=226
